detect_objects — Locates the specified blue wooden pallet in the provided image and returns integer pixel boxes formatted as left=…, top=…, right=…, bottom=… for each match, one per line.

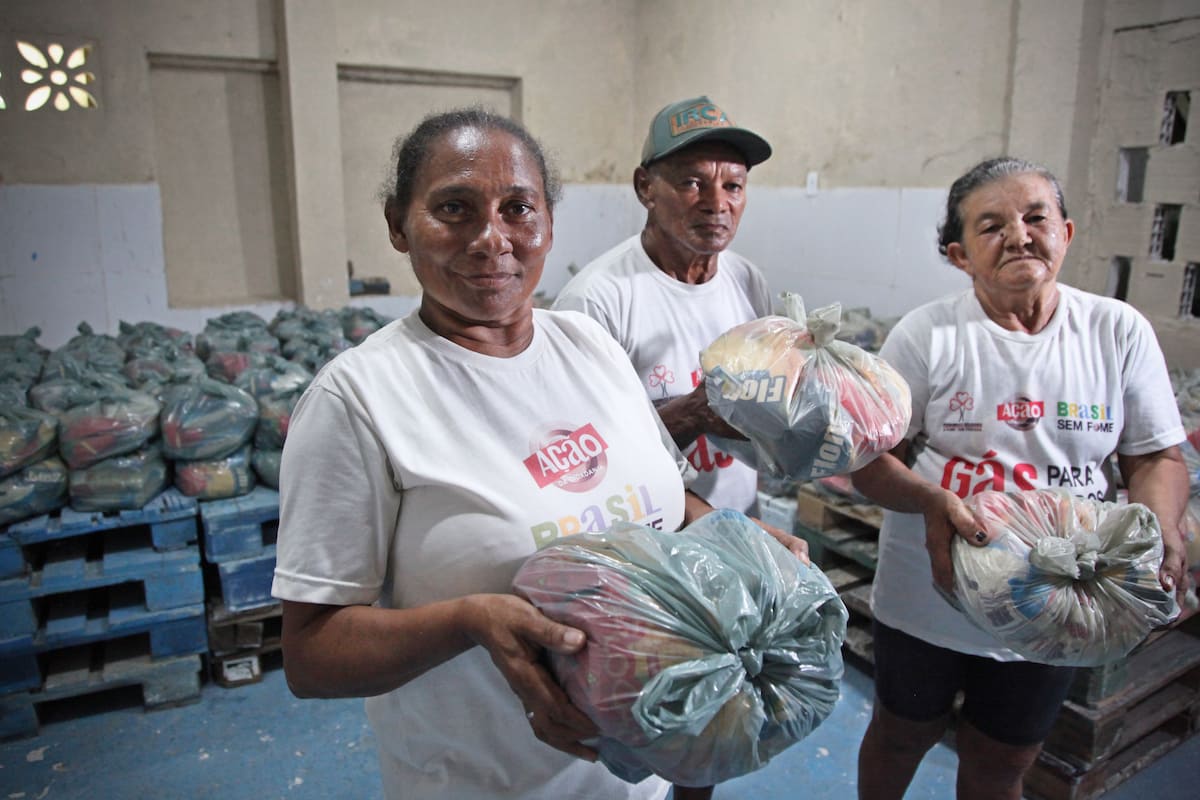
left=0, top=534, right=22, bottom=580
left=0, top=585, right=207, bottom=694
left=0, top=530, right=202, bottom=641
left=0, top=636, right=202, bottom=740
left=4, top=489, right=198, bottom=557
left=199, top=487, right=279, bottom=563
left=211, top=546, right=276, bottom=613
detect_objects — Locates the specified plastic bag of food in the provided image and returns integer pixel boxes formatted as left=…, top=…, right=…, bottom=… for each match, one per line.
left=700, top=293, right=911, bottom=481
left=0, top=456, right=68, bottom=526
left=0, top=404, right=58, bottom=479
left=57, top=389, right=162, bottom=470
left=251, top=448, right=281, bottom=489
left=160, top=378, right=258, bottom=461
left=952, top=489, right=1179, bottom=666
left=513, top=509, right=847, bottom=787
left=68, top=443, right=169, bottom=512
left=174, top=444, right=255, bottom=499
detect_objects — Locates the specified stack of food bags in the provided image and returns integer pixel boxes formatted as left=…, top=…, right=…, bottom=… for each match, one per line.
left=513, top=510, right=846, bottom=787
left=700, top=293, right=911, bottom=481
left=952, top=489, right=1179, bottom=666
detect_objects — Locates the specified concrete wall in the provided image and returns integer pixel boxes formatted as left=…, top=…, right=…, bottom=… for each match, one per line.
left=0, top=0, right=1194, bottom=366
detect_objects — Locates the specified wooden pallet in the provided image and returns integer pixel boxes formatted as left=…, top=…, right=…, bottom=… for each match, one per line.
left=4, top=489, right=198, bottom=564
left=1026, top=630, right=1200, bottom=800
left=0, top=584, right=207, bottom=695
left=794, top=485, right=882, bottom=572
left=205, top=546, right=277, bottom=613
left=0, top=529, right=203, bottom=641
left=199, top=486, right=279, bottom=563
left=206, top=600, right=282, bottom=688
left=0, top=637, right=202, bottom=740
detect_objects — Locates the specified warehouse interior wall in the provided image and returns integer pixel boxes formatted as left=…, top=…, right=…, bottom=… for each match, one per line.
left=0, top=0, right=1195, bottom=367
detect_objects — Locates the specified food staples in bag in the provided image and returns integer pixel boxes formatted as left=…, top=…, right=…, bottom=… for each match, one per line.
left=160, top=379, right=258, bottom=461
left=513, top=509, right=847, bottom=786
left=0, top=405, right=58, bottom=479
left=952, top=489, right=1179, bottom=666
left=174, top=444, right=255, bottom=499
left=0, top=456, right=68, bottom=526
left=700, top=293, right=911, bottom=481
left=68, top=444, right=169, bottom=512
left=57, top=390, right=162, bottom=470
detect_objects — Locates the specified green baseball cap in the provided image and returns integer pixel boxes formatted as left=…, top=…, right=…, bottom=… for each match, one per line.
left=640, top=96, right=772, bottom=168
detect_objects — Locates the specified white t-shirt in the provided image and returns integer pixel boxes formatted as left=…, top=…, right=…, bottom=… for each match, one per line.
left=272, top=309, right=692, bottom=800
left=872, top=285, right=1185, bottom=659
left=553, top=234, right=772, bottom=513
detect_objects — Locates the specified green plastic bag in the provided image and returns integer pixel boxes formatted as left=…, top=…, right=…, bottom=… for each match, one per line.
left=513, top=509, right=847, bottom=786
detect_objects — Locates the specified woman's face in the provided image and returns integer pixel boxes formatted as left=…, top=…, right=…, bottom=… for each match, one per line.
left=946, top=172, right=1074, bottom=302
left=388, top=126, right=553, bottom=333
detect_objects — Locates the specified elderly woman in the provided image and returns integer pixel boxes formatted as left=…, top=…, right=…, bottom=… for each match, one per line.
left=850, top=157, right=1189, bottom=800
left=271, top=109, right=801, bottom=800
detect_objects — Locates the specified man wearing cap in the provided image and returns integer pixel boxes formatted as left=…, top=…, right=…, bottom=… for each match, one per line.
left=554, top=96, right=773, bottom=515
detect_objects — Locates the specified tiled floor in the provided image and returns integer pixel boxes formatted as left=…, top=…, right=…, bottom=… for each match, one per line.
left=1, top=656, right=1196, bottom=799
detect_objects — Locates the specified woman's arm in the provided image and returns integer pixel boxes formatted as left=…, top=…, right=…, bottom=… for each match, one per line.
left=851, top=442, right=987, bottom=591
left=1118, top=445, right=1190, bottom=604
left=281, top=595, right=600, bottom=761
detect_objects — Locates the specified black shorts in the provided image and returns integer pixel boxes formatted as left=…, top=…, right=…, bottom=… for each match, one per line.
left=872, top=620, right=1076, bottom=746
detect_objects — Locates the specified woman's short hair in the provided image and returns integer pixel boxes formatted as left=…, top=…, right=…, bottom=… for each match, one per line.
left=382, top=107, right=562, bottom=217
left=936, top=157, right=1068, bottom=257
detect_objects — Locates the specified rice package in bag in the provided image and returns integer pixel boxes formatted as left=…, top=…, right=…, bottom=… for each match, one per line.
left=952, top=489, right=1179, bottom=667
left=513, top=509, right=847, bottom=787
left=700, top=293, right=911, bottom=481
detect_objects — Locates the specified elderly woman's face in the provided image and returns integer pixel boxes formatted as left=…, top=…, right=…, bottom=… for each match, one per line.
left=389, top=126, right=552, bottom=330
left=946, top=172, right=1074, bottom=300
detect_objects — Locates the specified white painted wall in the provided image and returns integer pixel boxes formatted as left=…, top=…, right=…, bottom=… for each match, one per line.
left=1, top=182, right=964, bottom=348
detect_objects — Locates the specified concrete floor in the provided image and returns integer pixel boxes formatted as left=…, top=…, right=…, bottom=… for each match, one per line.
left=0, top=657, right=1196, bottom=799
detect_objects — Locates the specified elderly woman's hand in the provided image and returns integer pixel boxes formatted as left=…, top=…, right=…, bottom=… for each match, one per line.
left=751, top=516, right=811, bottom=564
left=922, top=488, right=989, bottom=595
left=459, top=594, right=600, bottom=761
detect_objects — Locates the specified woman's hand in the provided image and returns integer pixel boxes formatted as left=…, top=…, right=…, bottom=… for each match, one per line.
left=922, top=488, right=989, bottom=594
left=458, top=594, right=600, bottom=761
left=751, top=516, right=811, bottom=564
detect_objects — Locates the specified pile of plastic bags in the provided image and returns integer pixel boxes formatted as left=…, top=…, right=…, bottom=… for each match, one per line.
left=951, top=489, right=1179, bottom=666
left=513, top=509, right=847, bottom=787
left=700, top=293, right=911, bottom=481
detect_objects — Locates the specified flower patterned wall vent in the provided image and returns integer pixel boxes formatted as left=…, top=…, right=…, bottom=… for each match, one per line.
left=17, top=41, right=97, bottom=111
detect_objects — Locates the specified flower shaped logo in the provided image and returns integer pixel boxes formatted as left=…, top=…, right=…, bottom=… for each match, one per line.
left=949, top=391, right=974, bottom=422
left=648, top=364, right=675, bottom=397
left=18, top=41, right=97, bottom=111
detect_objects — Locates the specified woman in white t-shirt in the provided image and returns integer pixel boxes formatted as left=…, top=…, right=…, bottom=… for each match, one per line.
left=271, top=109, right=806, bottom=800
left=849, top=157, right=1189, bottom=800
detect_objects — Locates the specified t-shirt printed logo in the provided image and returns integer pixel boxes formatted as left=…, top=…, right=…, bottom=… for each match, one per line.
left=996, top=396, right=1044, bottom=431
left=647, top=364, right=675, bottom=399
left=524, top=423, right=609, bottom=493
left=943, top=391, right=983, bottom=432
left=1054, top=401, right=1116, bottom=433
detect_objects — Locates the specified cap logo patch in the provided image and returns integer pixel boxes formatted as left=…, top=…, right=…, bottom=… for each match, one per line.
left=669, top=102, right=733, bottom=137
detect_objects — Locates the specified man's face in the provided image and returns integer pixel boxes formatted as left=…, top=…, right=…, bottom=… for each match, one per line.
left=636, top=141, right=749, bottom=257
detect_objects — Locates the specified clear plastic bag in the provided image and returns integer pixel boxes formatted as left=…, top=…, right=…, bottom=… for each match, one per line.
left=700, top=293, right=911, bottom=481
left=513, top=509, right=847, bottom=787
left=952, top=489, right=1179, bottom=666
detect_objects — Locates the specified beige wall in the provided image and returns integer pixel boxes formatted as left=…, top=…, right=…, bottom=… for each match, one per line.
left=1, top=0, right=1197, bottom=364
